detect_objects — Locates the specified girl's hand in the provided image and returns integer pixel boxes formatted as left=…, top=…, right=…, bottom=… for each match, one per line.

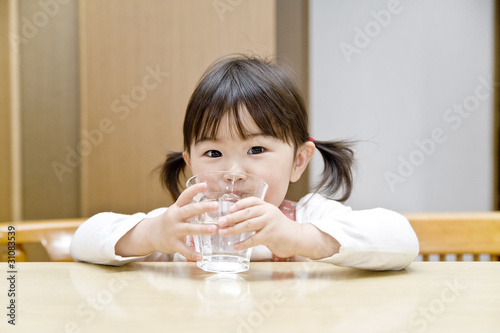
left=217, top=197, right=340, bottom=259
left=115, top=183, right=218, bottom=261
left=150, top=182, right=222, bottom=260
left=218, top=197, right=299, bottom=258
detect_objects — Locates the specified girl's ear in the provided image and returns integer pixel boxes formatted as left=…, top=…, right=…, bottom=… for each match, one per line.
left=182, top=151, right=191, bottom=168
left=290, top=141, right=315, bottom=183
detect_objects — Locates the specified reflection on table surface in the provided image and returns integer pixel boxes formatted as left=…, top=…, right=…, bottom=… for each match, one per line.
left=1, top=261, right=499, bottom=332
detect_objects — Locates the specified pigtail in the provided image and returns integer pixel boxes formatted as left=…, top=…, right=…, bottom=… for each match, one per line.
left=161, top=151, right=187, bottom=200
left=313, top=140, right=355, bottom=202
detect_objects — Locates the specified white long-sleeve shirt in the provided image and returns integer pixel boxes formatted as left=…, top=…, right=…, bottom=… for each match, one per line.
left=70, top=193, right=419, bottom=270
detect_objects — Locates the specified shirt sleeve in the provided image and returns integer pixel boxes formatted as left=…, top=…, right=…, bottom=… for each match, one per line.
left=70, top=208, right=174, bottom=266
left=296, top=193, right=419, bottom=271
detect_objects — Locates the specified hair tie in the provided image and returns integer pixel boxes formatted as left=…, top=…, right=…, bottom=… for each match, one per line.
left=309, top=137, right=315, bottom=143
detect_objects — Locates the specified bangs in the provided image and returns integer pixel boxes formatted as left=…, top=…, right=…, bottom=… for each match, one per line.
left=194, top=104, right=268, bottom=143
left=184, top=58, right=297, bottom=150
left=183, top=55, right=308, bottom=151
left=194, top=101, right=292, bottom=145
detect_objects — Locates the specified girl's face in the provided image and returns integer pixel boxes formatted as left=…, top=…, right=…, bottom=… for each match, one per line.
left=183, top=109, right=314, bottom=206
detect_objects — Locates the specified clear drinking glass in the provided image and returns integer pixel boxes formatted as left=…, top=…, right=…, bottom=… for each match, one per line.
left=187, top=171, right=268, bottom=273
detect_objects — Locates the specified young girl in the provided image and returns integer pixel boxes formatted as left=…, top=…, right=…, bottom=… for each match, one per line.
left=71, top=55, right=419, bottom=270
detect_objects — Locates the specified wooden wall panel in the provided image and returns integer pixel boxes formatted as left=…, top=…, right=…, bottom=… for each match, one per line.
left=277, top=0, right=309, bottom=202
left=0, top=1, right=12, bottom=222
left=494, top=1, right=499, bottom=210
left=80, top=0, right=277, bottom=216
left=19, top=0, right=80, bottom=219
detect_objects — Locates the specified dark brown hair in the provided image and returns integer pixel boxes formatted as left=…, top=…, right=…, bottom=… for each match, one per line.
left=161, top=54, right=355, bottom=202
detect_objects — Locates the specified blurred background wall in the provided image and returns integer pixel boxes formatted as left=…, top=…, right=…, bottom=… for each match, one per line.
left=0, top=0, right=498, bottom=222
left=1, top=0, right=309, bottom=220
left=309, top=0, right=497, bottom=212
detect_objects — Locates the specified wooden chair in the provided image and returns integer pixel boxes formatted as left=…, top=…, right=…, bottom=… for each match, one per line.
left=3, top=213, right=499, bottom=262
left=404, top=212, right=500, bottom=261
left=0, top=218, right=85, bottom=262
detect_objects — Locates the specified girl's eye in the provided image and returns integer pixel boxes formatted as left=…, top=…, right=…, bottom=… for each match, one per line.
left=205, top=150, right=222, bottom=158
left=248, top=146, right=265, bottom=155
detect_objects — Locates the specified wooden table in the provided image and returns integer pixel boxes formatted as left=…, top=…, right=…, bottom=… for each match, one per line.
left=1, top=262, right=499, bottom=332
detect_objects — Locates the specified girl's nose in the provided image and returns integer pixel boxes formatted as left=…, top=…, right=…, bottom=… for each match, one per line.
left=224, top=162, right=247, bottom=177
left=223, top=171, right=248, bottom=183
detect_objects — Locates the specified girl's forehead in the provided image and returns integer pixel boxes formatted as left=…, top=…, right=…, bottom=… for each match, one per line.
left=218, top=108, right=260, bottom=137
left=189, top=104, right=295, bottom=149
left=192, top=109, right=268, bottom=148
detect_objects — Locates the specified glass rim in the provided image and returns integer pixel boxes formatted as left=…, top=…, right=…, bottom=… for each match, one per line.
left=185, top=171, right=268, bottom=189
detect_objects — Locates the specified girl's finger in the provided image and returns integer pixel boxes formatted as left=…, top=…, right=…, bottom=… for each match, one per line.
left=176, top=245, right=202, bottom=262
left=178, top=222, right=218, bottom=237
left=219, top=216, right=262, bottom=236
left=176, top=200, right=219, bottom=222
left=228, top=196, right=263, bottom=213
left=218, top=205, right=264, bottom=228
left=175, top=182, right=208, bottom=207
left=233, top=233, right=260, bottom=252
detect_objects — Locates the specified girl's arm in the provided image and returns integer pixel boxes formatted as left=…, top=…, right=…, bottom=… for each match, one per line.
left=293, top=222, right=341, bottom=259
left=114, top=214, right=165, bottom=257
left=114, top=200, right=218, bottom=262
left=297, top=194, right=419, bottom=270
left=70, top=209, right=169, bottom=266
left=71, top=183, right=219, bottom=265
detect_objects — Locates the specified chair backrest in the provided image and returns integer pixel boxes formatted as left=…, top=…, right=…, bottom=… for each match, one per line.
left=0, top=219, right=85, bottom=262
left=4, top=213, right=499, bottom=262
left=404, top=212, right=500, bottom=261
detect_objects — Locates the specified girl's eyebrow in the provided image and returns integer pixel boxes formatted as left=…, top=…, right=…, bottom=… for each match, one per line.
left=195, top=132, right=269, bottom=144
left=244, top=132, right=268, bottom=139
